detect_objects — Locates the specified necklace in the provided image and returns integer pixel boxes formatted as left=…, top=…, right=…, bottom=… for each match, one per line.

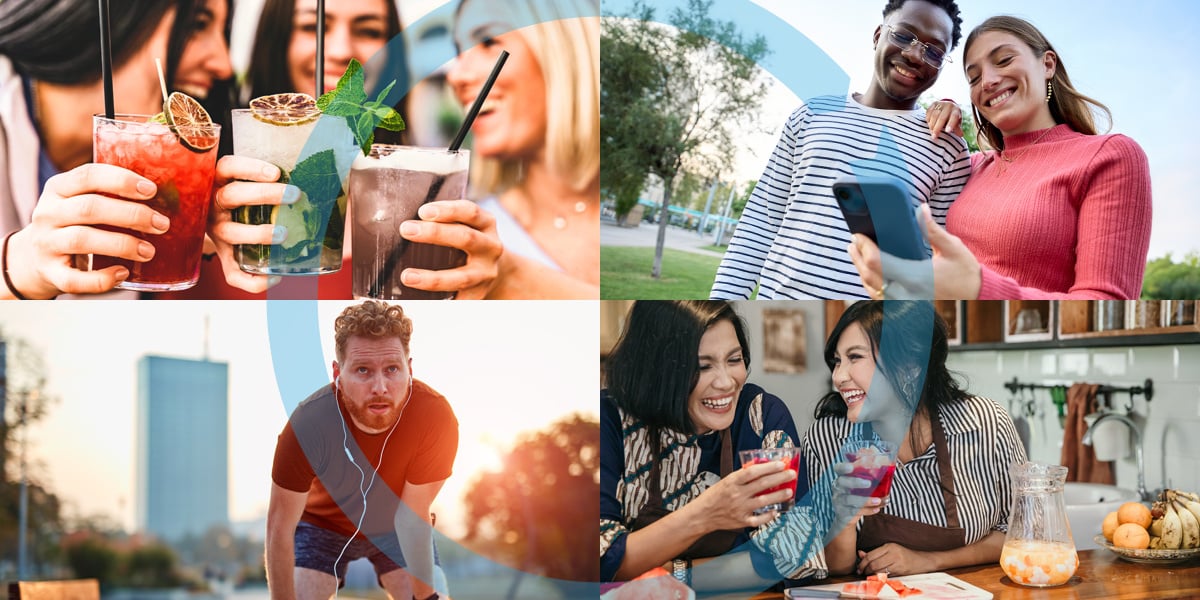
left=552, top=201, right=589, bottom=230
left=996, top=127, right=1055, bottom=175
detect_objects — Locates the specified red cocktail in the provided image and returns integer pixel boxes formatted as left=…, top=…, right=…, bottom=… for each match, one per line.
left=87, top=114, right=219, bottom=291
left=842, top=440, right=899, bottom=498
left=739, top=447, right=801, bottom=513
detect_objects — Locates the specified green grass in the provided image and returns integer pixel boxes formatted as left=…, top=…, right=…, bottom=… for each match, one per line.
left=601, top=246, right=723, bottom=299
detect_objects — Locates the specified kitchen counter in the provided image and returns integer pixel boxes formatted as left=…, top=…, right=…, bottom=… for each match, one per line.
left=725, top=549, right=1200, bottom=599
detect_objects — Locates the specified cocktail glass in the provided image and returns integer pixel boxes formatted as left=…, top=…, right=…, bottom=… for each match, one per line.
left=230, top=109, right=353, bottom=274
left=84, top=114, right=219, bottom=291
left=841, top=439, right=899, bottom=498
left=349, top=145, right=470, bottom=300
left=739, top=447, right=802, bottom=514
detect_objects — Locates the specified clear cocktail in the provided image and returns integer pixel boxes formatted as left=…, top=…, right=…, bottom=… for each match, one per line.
left=349, top=145, right=470, bottom=300
left=231, top=102, right=353, bottom=275
left=86, top=113, right=219, bottom=291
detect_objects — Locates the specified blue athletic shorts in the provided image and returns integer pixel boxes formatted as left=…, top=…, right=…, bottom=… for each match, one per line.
left=294, top=521, right=405, bottom=586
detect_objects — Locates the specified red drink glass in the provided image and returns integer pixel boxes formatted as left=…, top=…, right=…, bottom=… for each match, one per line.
left=739, top=447, right=801, bottom=513
left=84, top=114, right=219, bottom=291
left=842, top=439, right=899, bottom=498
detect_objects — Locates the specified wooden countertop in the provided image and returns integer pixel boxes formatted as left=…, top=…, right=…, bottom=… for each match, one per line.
left=726, top=549, right=1200, bottom=599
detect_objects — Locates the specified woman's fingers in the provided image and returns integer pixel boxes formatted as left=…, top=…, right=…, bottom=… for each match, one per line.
left=215, top=181, right=297, bottom=210
left=216, top=155, right=282, bottom=183
left=47, top=163, right=157, bottom=202
left=43, top=264, right=131, bottom=296
left=40, top=192, right=170, bottom=235
left=848, top=233, right=884, bottom=292
left=48, top=225, right=156, bottom=263
left=210, top=220, right=278, bottom=246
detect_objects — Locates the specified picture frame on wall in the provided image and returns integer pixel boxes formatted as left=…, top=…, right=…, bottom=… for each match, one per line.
left=762, top=308, right=806, bottom=374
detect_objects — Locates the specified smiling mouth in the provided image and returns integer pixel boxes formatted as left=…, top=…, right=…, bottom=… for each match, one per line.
left=893, top=63, right=920, bottom=82
left=841, top=389, right=866, bottom=404
left=701, top=395, right=734, bottom=410
left=987, top=89, right=1016, bottom=107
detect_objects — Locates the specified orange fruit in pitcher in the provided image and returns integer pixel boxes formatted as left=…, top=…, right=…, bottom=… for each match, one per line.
left=1117, top=502, right=1153, bottom=529
left=164, top=91, right=218, bottom=152
left=1102, top=511, right=1120, bottom=541
left=1113, top=523, right=1151, bottom=549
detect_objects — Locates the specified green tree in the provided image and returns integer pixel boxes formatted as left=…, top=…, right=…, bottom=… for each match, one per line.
left=124, top=543, right=182, bottom=588
left=1141, top=253, right=1200, bottom=298
left=920, top=96, right=981, bottom=152
left=64, top=537, right=119, bottom=583
left=602, top=0, right=769, bottom=278
left=462, top=414, right=599, bottom=596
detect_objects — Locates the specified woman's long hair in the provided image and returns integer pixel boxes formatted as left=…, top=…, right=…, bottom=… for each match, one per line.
left=965, top=15, right=1111, bottom=151
left=605, top=301, right=750, bottom=435
left=0, top=0, right=192, bottom=85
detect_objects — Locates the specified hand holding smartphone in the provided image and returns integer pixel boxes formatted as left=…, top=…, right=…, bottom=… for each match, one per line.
left=832, top=176, right=929, bottom=261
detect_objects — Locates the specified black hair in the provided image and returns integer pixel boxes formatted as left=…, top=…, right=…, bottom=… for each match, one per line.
left=604, top=301, right=751, bottom=435
left=245, top=0, right=408, bottom=144
left=0, top=0, right=196, bottom=85
left=815, top=301, right=968, bottom=425
left=882, top=0, right=963, bottom=49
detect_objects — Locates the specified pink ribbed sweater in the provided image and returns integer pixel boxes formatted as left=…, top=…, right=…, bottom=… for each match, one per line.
left=946, top=125, right=1152, bottom=299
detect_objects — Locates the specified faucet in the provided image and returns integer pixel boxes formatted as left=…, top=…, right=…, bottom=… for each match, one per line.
left=1082, top=412, right=1149, bottom=501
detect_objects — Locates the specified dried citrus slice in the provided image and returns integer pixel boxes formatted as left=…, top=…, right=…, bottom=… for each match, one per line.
left=250, top=93, right=321, bottom=126
left=164, top=91, right=218, bottom=152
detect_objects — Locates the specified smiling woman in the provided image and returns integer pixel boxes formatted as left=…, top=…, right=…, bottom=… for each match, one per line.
left=805, top=301, right=1027, bottom=577
left=600, top=300, right=828, bottom=591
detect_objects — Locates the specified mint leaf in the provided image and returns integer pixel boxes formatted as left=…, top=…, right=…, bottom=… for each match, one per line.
left=290, top=150, right=342, bottom=210
left=353, top=113, right=377, bottom=155
left=378, top=108, right=406, bottom=132
left=315, top=58, right=407, bottom=153
left=316, top=59, right=366, bottom=112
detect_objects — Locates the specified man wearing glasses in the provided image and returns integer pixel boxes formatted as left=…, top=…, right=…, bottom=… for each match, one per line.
left=712, top=0, right=969, bottom=300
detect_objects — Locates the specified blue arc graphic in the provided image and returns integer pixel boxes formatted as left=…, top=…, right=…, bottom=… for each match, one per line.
left=268, top=0, right=934, bottom=593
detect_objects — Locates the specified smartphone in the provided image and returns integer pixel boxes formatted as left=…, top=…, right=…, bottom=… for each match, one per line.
left=832, top=176, right=929, bottom=261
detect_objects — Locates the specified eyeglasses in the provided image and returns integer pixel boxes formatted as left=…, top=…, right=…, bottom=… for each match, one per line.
left=885, top=24, right=952, bottom=70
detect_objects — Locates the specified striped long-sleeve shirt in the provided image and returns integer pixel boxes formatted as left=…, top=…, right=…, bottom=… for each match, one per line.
left=802, top=395, right=1028, bottom=546
left=711, top=94, right=970, bottom=299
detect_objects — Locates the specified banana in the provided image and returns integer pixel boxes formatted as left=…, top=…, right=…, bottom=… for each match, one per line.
left=1150, top=517, right=1164, bottom=538
left=1175, top=497, right=1200, bottom=549
left=1162, top=500, right=1184, bottom=549
left=1175, top=489, right=1200, bottom=503
left=1178, top=495, right=1200, bottom=534
left=1150, top=535, right=1163, bottom=549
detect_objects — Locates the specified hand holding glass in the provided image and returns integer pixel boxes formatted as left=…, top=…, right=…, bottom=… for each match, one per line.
left=739, top=447, right=801, bottom=514
left=840, top=439, right=899, bottom=499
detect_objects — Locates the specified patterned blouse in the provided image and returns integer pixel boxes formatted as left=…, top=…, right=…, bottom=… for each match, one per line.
left=600, top=383, right=812, bottom=581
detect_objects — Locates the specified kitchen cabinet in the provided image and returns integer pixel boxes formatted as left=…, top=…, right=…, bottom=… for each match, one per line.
left=826, top=301, right=1200, bottom=350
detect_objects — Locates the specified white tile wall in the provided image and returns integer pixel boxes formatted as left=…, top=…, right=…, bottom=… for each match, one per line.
left=947, top=344, right=1200, bottom=498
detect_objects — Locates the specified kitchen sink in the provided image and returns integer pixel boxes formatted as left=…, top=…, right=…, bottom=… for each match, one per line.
left=1062, top=482, right=1140, bottom=550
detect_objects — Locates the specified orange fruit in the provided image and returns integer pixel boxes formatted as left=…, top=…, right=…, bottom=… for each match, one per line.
left=1113, top=522, right=1151, bottom=550
left=164, top=91, right=218, bottom=152
left=1117, top=502, right=1152, bottom=529
left=250, top=92, right=320, bottom=126
left=1102, top=511, right=1120, bottom=541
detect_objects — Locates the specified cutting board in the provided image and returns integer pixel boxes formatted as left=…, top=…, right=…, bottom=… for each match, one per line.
left=788, top=572, right=992, bottom=599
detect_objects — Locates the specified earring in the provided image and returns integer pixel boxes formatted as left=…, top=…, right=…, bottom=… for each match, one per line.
left=1045, top=81, right=1053, bottom=103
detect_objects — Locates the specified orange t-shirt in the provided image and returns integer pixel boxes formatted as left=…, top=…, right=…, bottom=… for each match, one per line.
left=272, top=380, right=458, bottom=539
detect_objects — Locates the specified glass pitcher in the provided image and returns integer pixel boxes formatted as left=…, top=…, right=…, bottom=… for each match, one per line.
left=1000, top=462, right=1079, bottom=587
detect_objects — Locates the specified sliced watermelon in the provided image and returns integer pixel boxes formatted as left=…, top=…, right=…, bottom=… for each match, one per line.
left=886, top=579, right=906, bottom=592
left=898, top=586, right=923, bottom=597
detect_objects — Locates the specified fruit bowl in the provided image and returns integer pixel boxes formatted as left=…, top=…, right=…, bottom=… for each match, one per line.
left=1093, top=535, right=1200, bottom=564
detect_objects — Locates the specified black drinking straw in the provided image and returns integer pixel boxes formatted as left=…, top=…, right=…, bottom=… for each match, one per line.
left=315, top=0, right=325, bottom=98
left=367, top=50, right=510, bottom=298
left=98, top=0, right=114, bottom=118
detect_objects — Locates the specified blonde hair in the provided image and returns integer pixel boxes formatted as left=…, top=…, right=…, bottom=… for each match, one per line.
left=334, top=301, right=413, bottom=362
left=458, top=0, right=600, bottom=195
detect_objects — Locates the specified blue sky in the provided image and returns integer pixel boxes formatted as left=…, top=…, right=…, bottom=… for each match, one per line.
left=605, top=0, right=1200, bottom=260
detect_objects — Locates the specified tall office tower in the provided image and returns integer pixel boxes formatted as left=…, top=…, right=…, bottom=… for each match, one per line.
left=136, top=355, right=229, bottom=541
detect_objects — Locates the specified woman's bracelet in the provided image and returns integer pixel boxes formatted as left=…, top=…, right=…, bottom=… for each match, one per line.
left=672, top=558, right=692, bottom=587
left=2, top=230, right=30, bottom=300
